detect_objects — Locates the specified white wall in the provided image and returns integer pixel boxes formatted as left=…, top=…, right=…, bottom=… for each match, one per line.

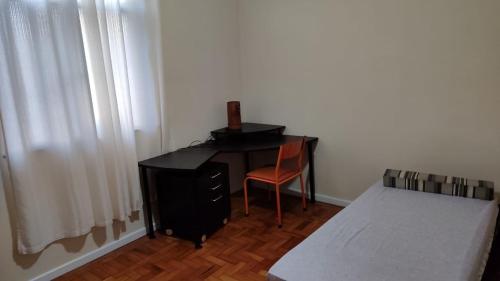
left=0, top=1, right=242, bottom=280
left=160, top=0, right=244, bottom=192
left=162, top=0, right=241, bottom=150
left=238, top=0, right=500, bottom=200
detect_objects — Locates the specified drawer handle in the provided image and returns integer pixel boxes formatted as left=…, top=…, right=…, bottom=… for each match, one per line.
left=210, top=172, right=222, bottom=179
left=212, top=195, right=223, bottom=202
left=210, top=184, right=222, bottom=191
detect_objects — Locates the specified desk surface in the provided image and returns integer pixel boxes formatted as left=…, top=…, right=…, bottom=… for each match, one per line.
left=211, top=123, right=285, bottom=137
left=203, top=135, right=318, bottom=153
left=138, top=147, right=218, bottom=170
left=139, top=135, right=318, bottom=171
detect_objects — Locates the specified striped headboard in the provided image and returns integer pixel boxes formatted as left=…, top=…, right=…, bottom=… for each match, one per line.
left=383, top=169, right=495, bottom=200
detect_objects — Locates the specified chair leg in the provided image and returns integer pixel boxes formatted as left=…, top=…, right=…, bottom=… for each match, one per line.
left=300, top=173, right=307, bottom=211
left=243, top=177, right=249, bottom=216
left=275, top=183, right=282, bottom=228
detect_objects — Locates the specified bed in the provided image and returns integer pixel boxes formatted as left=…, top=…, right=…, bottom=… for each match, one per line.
left=268, top=177, right=498, bottom=281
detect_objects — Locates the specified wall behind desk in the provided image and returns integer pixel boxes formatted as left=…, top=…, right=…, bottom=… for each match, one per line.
left=238, top=0, right=500, bottom=200
left=161, top=0, right=245, bottom=193
left=162, top=0, right=241, bottom=151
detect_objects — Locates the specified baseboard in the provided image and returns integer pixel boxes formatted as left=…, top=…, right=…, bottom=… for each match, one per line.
left=313, top=192, right=352, bottom=207
left=285, top=187, right=352, bottom=207
left=30, top=227, right=146, bottom=281
left=250, top=184, right=352, bottom=207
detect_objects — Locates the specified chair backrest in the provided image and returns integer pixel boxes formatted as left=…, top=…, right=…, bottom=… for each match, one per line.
left=275, top=137, right=306, bottom=180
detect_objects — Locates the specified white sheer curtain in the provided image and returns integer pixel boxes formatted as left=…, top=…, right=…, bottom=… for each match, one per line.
left=0, top=0, right=164, bottom=254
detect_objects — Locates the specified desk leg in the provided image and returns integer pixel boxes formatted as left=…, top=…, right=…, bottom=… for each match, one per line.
left=244, top=151, right=250, bottom=172
left=307, top=142, right=316, bottom=203
left=244, top=151, right=251, bottom=188
left=140, top=166, right=155, bottom=239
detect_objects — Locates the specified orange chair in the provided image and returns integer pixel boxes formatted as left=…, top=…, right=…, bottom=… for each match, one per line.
left=243, top=138, right=307, bottom=228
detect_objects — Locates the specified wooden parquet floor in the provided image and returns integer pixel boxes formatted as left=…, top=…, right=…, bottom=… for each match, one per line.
left=56, top=190, right=342, bottom=281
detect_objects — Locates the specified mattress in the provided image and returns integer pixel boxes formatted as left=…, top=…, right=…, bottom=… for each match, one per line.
left=268, top=181, right=498, bottom=281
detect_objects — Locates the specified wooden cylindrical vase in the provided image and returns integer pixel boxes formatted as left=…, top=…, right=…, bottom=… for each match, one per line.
left=227, top=101, right=242, bottom=130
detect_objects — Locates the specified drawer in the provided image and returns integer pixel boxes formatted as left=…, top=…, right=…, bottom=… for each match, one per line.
left=207, top=169, right=224, bottom=184
left=198, top=167, right=225, bottom=190
left=208, top=182, right=224, bottom=196
left=206, top=192, right=228, bottom=232
left=209, top=193, right=225, bottom=206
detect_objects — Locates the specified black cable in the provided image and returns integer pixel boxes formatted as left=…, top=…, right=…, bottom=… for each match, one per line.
left=187, top=140, right=202, bottom=147
left=186, top=134, right=214, bottom=149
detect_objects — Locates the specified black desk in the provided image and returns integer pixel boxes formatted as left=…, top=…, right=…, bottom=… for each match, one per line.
left=138, top=125, right=318, bottom=239
left=211, top=122, right=285, bottom=139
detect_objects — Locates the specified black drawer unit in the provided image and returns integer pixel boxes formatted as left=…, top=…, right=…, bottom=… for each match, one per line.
left=156, top=161, right=231, bottom=248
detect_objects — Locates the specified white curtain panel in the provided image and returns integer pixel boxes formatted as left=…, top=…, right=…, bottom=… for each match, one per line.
left=0, top=0, right=164, bottom=254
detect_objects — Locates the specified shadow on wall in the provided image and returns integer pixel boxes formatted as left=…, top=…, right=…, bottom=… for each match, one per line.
left=0, top=167, right=140, bottom=269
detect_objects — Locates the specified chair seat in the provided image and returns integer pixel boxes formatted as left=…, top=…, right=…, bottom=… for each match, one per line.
left=246, top=166, right=298, bottom=183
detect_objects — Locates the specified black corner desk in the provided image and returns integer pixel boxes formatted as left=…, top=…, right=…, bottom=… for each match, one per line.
left=138, top=123, right=319, bottom=240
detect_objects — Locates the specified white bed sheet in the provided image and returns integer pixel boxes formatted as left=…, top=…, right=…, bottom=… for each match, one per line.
left=268, top=181, right=498, bottom=281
